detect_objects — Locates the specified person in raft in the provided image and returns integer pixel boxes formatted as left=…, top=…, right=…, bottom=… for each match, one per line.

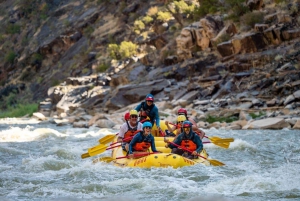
left=117, top=110, right=143, bottom=152
left=177, top=108, right=205, bottom=139
left=135, top=94, right=162, bottom=135
left=124, top=112, right=130, bottom=121
left=164, top=120, right=203, bottom=159
left=128, top=122, right=159, bottom=158
left=164, top=115, right=187, bottom=137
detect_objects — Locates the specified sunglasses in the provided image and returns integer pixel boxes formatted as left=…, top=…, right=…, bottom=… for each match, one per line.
left=178, top=113, right=185, bottom=115
left=178, top=121, right=184, bottom=123
left=131, top=115, right=138, bottom=118
left=144, top=126, right=151, bottom=129
left=146, top=100, right=153, bottom=103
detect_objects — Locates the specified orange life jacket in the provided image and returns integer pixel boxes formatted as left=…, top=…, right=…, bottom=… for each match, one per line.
left=133, top=141, right=151, bottom=151
left=180, top=140, right=197, bottom=151
left=123, top=130, right=141, bottom=142
left=123, top=121, right=140, bottom=142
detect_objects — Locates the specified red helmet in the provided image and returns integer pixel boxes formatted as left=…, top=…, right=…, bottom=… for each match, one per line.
left=145, top=94, right=154, bottom=101
left=178, top=108, right=187, bottom=116
left=124, top=112, right=130, bottom=121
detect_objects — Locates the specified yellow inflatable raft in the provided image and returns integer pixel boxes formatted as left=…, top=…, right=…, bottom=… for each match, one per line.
left=105, top=137, right=210, bottom=168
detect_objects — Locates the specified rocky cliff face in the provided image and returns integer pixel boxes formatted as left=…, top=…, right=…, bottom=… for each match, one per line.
left=1, top=0, right=300, bottom=128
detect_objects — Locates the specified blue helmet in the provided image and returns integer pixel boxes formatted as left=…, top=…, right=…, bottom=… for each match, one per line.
left=143, top=121, right=152, bottom=129
left=182, top=120, right=192, bottom=128
left=145, top=94, right=154, bottom=101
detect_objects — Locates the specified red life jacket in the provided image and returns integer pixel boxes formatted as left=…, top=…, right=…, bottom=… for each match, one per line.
left=180, top=140, right=197, bottom=151
left=133, top=141, right=151, bottom=151
left=123, top=122, right=140, bottom=142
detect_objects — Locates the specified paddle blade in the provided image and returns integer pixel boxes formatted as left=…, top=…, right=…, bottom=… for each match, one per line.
left=208, top=159, right=225, bottom=166
left=81, top=152, right=90, bottom=159
left=99, top=134, right=116, bottom=144
left=213, top=142, right=230, bottom=149
left=208, top=136, right=234, bottom=143
left=88, top=144, right=108, bottom=157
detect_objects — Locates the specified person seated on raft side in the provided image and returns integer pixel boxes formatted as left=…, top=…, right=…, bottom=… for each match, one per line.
left=164, top=120, right=203, bottom=159
left=135, top=94, right=163, bottom=136
left=177, top=108, right=205, bottom=139
left=128, top=122, right=160, bottom=158
left=117, top=110, right=143, bottom=152
left=164, top=115, right=187, bottom=137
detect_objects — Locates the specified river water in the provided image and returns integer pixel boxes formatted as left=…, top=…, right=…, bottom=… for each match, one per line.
left=0, top=118, right=299, bottom=201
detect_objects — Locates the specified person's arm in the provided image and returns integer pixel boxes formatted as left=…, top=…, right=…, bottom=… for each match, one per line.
left=154, top=106, right=160, bottom=127
left=117, top=124, right=127, bottom=142
left=164, top=121, right=176, bottom=132
left=128, top=134, right=139, bottom=154
left=194, top=134, right=203, bottom=153
left=135, top=103, right=142, bottom=112
left=166, top=134, right=182, bottom=149
left=150, top=135, right=158, bottom=152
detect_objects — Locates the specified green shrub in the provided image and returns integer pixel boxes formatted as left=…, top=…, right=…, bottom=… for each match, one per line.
left=51, top=79, right=60, bottom=86
left=240, top=11, right=264, bottom=28
left=30, top=53, right=43, bottom=65
left=194, top=0, right=219, bottom=17
left=134, top=20, right=145, bottom=31
left=6, top=24, right=21, bottom=34
left=249, top=111, right=265, bottom=119
left=142, top=16, right=153, bottom=24
left=83, top=25, right=94, bottom=36
left=119, top=41, right=137, bottom=59
left=5, top=51, right=17, bottom=64
left=96, top=63, right=110, bottom=72
left=107, top=44, right=120, bottom=60
left=225, top=0, right=249, bottom=21
left=174, top=0, right=195, bottom=14
left=156, top=11, right=172, bottom=22
left=205, top=115, right=238, bottom=123
left=0, top=103, right=38, bottom=118
left=274, top=0, right=285, bottom=3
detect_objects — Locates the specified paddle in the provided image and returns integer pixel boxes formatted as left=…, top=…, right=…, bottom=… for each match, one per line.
left=110, top=136, right=133, bottom=146
left=97, top=152, right=156, bottom=163
left=167, top=141, right=225, bottom=166
left=81, top=144, right=121, bottom=159
left=98, top=134, right=118, bottom=144
left=168, top=122, right=234, bottom=145
left=203, top=141, right=230, bottom=149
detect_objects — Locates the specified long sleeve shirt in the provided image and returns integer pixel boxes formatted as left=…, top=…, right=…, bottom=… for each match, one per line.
left=128, top=132, right=158, bottom=154
left=168, top=131, right=203, bottom=153
left=135, top=102, right=160, bottom=127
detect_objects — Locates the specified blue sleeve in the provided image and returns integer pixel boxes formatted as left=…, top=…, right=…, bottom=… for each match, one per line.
left=168, top=134, right=182, bottom=149
left=135, top=103, right=142, bottom=112
left=150, top=135, right=158, bottom=152
left=194, top=134, right=203, bottom=153
left=154, top=106, right=160, bottom=127
left=128, top=133, right=140, bottom=154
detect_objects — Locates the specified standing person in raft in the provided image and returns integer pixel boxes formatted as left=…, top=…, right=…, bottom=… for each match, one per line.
left=177, top=108, right=205, bottom=139
left=128, top=122, right=159, bottom=158
left=135, top=94, right=162, bottom=135
left=117, top=110, right=143, bottom=152
left=164, top=120, right=203, bottom=159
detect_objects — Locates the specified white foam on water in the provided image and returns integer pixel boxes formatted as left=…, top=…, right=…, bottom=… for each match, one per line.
left=0, top=117, right=40, bottom=124
left=0, top=126, right=68, bottom=142
left=203, top=161, right=300, bottom=196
